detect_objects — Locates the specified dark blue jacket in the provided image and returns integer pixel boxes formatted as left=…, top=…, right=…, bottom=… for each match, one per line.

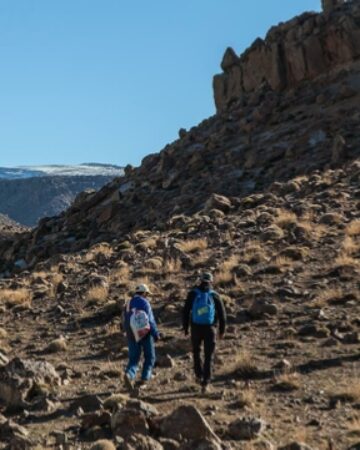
left=124, top=295, right=159, bottom=340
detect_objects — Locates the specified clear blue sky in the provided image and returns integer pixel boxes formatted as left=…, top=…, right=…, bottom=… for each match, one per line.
left=0, top=0, right=320, bottom=168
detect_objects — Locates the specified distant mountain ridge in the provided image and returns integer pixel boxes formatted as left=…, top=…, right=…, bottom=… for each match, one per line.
left=0, top=164, right=124, bottom=226
left=0, top=163, right=123, bottom=180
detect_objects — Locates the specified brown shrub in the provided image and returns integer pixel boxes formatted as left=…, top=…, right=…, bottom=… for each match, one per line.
left=178, top=238, right=208, bottom=253
left=163, top=258, right=182, bottom=274
left=86, top=286, right=109, bottom=304
left=346, top=220, right=360, bottom=237
left=274, top=209, right=298, bottom=228
left=342, top=236, right=360, bottom=256
left=0, top=289, right=32, bottom=308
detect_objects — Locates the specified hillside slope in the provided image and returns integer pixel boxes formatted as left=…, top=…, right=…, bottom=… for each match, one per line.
left=0, top=1, right=359, bottom=449
left=1, top=0, right=359, bottom=272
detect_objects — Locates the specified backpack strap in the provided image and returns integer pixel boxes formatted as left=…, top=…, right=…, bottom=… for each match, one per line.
left=126, top=298, right=133, bottom=313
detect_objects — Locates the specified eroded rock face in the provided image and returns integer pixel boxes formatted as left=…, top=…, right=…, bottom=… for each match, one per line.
left=0, top=358, right=61, bottom=409
left=213, top=1, right=360, bottom=111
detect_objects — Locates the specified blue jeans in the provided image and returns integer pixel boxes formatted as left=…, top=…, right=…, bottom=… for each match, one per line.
left=126, top=335, right=156, bottom=381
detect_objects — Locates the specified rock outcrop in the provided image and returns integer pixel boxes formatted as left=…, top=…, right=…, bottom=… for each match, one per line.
left=322, top=0, right=345, bottom=13
left=0, top=358, right=61, bottom=409
left=0, top=0, right=359, bottom=275
left=213, top=0, right=360, bottom=111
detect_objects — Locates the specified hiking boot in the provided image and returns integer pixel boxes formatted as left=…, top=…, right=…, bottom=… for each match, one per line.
left=201, top=383, right=209, bottom=394
left=124, top=372, right=134, bottom=392
left=136, top=380, right=148, bottom=390
left=195, top=377, right=202, bottom=385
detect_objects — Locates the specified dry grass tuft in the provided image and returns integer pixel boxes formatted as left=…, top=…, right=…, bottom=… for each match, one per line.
left=346, top=220, right=360, bottom=237
left=342, top=236, right=359, bottom=255
left=274, top=209, right=298, bottom=228
left=230, top=389, right=256, bottom=410
left=111, top=265, right=130, bottom=283
left=273, top=373, right=301, bottom=392
left=144, top=257, right=163, bottom=271
left=31, top=271, right=48, bottom=280
left=215, top=270, right=235, bottom=287
left=178, top=238, right=208, bottom=253
left=86, top=286, right=109, bottom=304
left=84, top=244, right=113, bottom=262
left=329, top=381, right=360, bottom=405
left=333, top=254, right=360, bottom=269
left=163, top=258, right=182, bottom=274
left=0, top=289, right=32, bottom=308
left=347, top=415, right=360, bottom=437
left=295, top=220, right=327, bottom=241
left=215, top=255, right=241, bottom=286
left=224, top=350, right=260, bottom=379
left=314, top=287, right=343, bottom=306
left=219, top=254, right=240, bottom=272
left=272, top=256, right=294, bottom=268
left=242, top=240, right=268, bottom=264
left=0, top=327, right=8, bottom=339
left=136, top=237, right=158, bottom=251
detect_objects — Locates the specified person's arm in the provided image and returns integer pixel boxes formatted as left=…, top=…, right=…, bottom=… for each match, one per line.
left=214, top=294, right=227, bottom=336
left=183, top=290, right=195, bottom=335
left=145, top=301, right=160, bottom=339
left=122, top=299, right=131, bottom=332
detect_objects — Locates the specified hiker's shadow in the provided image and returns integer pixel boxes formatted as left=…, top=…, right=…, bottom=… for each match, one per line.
left=142, top=387, right=200, bottom=403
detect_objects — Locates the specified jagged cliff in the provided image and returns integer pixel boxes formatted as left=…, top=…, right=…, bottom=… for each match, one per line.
left=213, top=0, right=360, bottom=111
left=0, top=0, right=359, bottom=273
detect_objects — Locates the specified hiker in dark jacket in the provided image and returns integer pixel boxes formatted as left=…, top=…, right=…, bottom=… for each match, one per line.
left=183, top=272, right=227, bottom=392
left=123, top=283, right=160, bottom=391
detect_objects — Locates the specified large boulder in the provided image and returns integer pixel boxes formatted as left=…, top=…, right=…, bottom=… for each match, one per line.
left=159, top=405, right=220, bottom=443
left=204, top=194, right=232, bottom=213
left=110, top=400, right=158, bottom=440
left=0, top=418, right=32, bottom=447
left=228, top=417, right=266, bottom=440
left=0, top=357, right=61, bottom=409
left=249, top=299, right=278, bottom=319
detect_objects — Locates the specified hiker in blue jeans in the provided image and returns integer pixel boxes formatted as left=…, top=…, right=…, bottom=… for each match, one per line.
left=123, top=284, right=160, bottom=391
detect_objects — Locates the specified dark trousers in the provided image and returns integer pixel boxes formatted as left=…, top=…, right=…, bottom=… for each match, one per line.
left=191, top=324, right=216, bottom=384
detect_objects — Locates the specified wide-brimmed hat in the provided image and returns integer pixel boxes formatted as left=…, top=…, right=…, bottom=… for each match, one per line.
left=135, top=283, right=152, bottom=294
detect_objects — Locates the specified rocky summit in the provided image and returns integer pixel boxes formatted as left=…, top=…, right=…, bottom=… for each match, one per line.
left=0, top=1, right=359, bottom=449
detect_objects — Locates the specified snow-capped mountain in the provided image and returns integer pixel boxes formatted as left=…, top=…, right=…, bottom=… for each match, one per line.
left=0, top=164, right=124, bottom=180
left=0, top=163, right=125, bottom=226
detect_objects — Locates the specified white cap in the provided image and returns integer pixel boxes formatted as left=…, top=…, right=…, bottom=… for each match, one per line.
left=135, top=283, right=152, bottom=295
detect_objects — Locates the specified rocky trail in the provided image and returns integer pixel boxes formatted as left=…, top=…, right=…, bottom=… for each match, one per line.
left=0, top=1, right=360, bottom=449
